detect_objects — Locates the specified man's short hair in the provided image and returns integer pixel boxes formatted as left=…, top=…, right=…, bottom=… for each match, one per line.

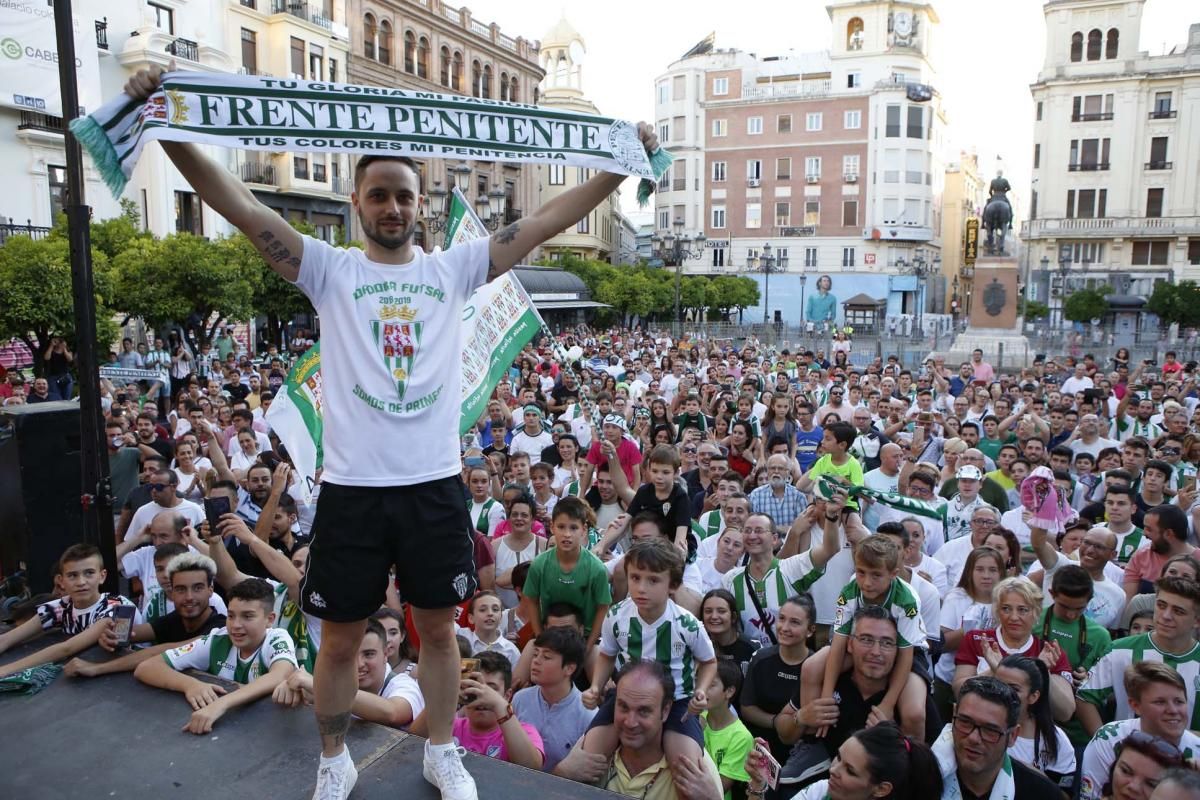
left=551, top=496, right=594, bottom=527
left=154, top=541, right=189, bottom=565
left=648, top=443, right=681, bottom=469
left=1156, top=768, right=1200, bottom=794
left=544, top=602, right=584, bottom=627
left=532, top=626, right=586, bottom=674
left=510, top=560, right=532, bottom=593
left=957, top=676, right=1020, bottom=728
left=363, top=617, right=387, bottom=648
left=854, top=535, right=900, bottom=571
left=354, top=155, right=422, bottom=193
left=614, top=659, right=674, bottom=711
left=852, top=603, right=898, bottom=633
left=227, top=578, right=275, bottom=613
left=166, top=551, right=217, bottom=585
left=1124, top=661, right=1187, bottom=701
left=1156, top=575, right=1200, bottom=609
left=231, top=408, right=254, bottom=424
left=476, top=651, right=513, bottom=691
left=1050, top=564, right=1094, bottom=601
left=714, top=657, right=744, bottom=697
left=1148, top=504, right=1189, bottom=543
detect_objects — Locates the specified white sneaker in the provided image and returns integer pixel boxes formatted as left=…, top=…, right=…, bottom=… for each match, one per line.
left=423, top=741, right=478, bottom=800
left=312, top=749, right=357, bottom=800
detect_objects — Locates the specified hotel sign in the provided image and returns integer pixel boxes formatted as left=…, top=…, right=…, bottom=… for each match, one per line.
left=964, top=218, right=979, bottom=265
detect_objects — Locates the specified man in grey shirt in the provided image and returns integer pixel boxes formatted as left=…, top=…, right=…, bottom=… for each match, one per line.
left=511, top=627, right=595, bottom=773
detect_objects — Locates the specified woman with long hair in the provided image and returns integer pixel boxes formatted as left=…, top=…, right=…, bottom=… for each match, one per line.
left=996, top=655, right=1076, bottom=790
left=724, top=419, right=759, bottom=479
left=761, top=393, right=798, bottom=460
left=740, top=594, right=816, bottom=766
left=172, top=440, right=209, bottom=501
left=934, top=546, right=1004, bottom=717
left=746, top=722, right=943, bottom=800
left=372, top=607, right=418, bottom=673
left=984, top=528, right=1024, bottom=578
left=701, top=588, right=757, bottom=670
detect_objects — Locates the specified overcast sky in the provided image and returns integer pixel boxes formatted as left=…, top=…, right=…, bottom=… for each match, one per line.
left=463, top=0, right=1193, bottom=221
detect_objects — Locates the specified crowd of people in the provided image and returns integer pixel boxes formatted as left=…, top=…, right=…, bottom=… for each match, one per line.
left=4, top=324, right=1200, bottom=800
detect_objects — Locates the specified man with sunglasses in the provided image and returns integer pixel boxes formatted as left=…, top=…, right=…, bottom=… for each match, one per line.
left=123, top=469, right=204, bottom=544
left=945, top=677, right=1061, bottom=799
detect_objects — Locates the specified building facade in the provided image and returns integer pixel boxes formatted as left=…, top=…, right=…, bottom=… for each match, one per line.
left=653, top=0, right=950, bottom=325
left=941, top=152, right=986, bottom=315
left=533, top=18, right=621, bottom=263
left=347, top=0, right=542, bottom=250
left=1024, top=1, right=1200, bottom=318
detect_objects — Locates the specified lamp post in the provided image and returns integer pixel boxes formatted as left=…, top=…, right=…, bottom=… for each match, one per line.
left=799, top=273, right=808, bottom=332
left=896, top=253, right=937, bottom=338
left=653, top=216, right=705, bottom=334
left=761, top=243, right=775, bottom=324
left=474, top=187, right=510, bottom=231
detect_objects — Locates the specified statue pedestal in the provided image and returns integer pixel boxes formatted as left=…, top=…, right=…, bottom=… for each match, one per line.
left=944, top=255, right=1031, bottom=366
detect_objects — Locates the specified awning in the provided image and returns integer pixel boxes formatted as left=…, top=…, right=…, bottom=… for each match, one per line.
left=533, top=300, right=611, bottom=310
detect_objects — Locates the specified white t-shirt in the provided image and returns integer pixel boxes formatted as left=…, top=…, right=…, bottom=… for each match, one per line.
left=1009, top=727, right=1076, bottom=778
left=932, top=534, right=981, bottom=590
left=493, top=535, right=546, bottom=609
left=935, top=587, right=995, bottom=683
left=510, top=428, right=554, bottom=463
left=944, top=495, right=994, bottom=542
left=456, top=625, right=522, bottom=667
left=379, top=671, right=425, bottom=724
left=999, top=507, right=1032, bottom=546
left=808, top=534, right=856, bottom=627
left=697, top=557, right=733, bottom=593
left=293, top=234, right=488, bottom=484
left=913, top=552, right=948, bottom=595
left=861, top=467, right=900, bottom=531
left=909, top=570, right=941, bottom=650
left=125, top=499, right=204, bottom=543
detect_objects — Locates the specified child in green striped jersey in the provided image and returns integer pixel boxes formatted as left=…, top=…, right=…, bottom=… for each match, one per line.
left=582, top=539, right=718, bottom=771
left=803, top=533, right=929, bottom=741
left=136, top=577, right=297, bottom=735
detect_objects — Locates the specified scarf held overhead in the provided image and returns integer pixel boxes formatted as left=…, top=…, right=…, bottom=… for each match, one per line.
left=70, top=71, right=672, bottom=204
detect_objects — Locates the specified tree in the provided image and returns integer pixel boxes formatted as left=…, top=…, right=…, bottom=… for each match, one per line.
left=1019, top=299, right=1050, bottom=321
left=89, top=198, right=151, bottom=262
left=111, top=233, right=258, bottom=351
left=707, top=276, right=760, bottom=320
left=1147, top=281, right=1200, bottom=328
left=0, top=234, right=117, bottom=373
left=1063, top=286, right=1111, bottom=323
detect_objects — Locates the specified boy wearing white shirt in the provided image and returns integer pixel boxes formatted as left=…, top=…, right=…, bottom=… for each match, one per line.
left=458, top=591, right=522, bottom=667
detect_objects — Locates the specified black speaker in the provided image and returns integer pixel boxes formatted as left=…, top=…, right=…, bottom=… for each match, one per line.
left=0, top=402, right=83, bottom=594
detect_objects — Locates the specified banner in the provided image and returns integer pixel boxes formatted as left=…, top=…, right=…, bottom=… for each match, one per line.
left=0, top=2, right=101, bottom=116
left=265, top=190, right=543, bottom=501
left=70, top=71, right=670, bottom=203
left=100, top=366, right=166, bottom=384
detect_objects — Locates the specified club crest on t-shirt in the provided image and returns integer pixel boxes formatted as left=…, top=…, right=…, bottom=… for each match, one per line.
left=372, top=318, right=423, bottom=401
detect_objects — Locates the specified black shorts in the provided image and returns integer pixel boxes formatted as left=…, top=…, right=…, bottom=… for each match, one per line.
left=299, top=477, right=479, bottom=622
left=588, top=690, right=704, bottom=747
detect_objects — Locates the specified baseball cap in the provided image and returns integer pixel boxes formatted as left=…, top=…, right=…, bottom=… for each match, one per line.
left=956, top=465, right=984, bottom=481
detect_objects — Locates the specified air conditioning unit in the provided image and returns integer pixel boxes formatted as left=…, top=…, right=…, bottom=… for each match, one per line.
left=747, top=178, right=761, bottom=187
left=806, top=174, right=820, bottom=183
left=844, top=173, right=859, bottom=183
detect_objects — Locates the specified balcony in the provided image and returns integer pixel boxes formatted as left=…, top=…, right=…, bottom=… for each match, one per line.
left=1149, top=109, right=1176, bottom=120
left=95, top=18, right=108, bottom=51
left=166, top=37, right=199, bottom=62
left=0, top=220, right=53, bottom=243
left=239, top=161, right=278, bottom=186
left=1022, top=215, right=1200, bottom=239
left=17, top=112, right=65, bottom=133
left=271, top=0, right=334, bottom=32
left=1068, top=162, right=1109, bottom=171
left=331, top=176, right=352, bottom=196
left=1071, top=112, right=1113, bottom=122
left=738, top=80, right=831, bottom=102
left=1144, top=161, right=1173, bottom=170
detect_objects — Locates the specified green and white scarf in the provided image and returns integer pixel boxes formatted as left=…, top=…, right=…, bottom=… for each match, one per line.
left=70, top=71, right=672, bottom=204
left=815, top=475, right=945, bottom=522
left=932, top=723, right=1016, bottom=800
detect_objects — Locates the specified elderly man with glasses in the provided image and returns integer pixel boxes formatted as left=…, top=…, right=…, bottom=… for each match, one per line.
left=932, top=505, right=1003, bottom=588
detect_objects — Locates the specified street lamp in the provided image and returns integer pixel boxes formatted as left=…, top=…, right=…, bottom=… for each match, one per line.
left=799, top=273, right=809, bottom=331
left=896, top=253, right=937, bottom=338
left=652, top=216, right=705, bottom=333
left=760, top=243, right=775, bottom=325
left=473, top=187, right=510, bottom=231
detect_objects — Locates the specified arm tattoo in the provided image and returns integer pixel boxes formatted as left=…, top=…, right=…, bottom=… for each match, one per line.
left=316, top=711, right=351, bottom=747
left=494, top=222, right=519, bottom=245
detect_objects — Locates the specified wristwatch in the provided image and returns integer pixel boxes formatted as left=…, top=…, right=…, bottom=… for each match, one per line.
left=496, top=703, right=515, bottom=726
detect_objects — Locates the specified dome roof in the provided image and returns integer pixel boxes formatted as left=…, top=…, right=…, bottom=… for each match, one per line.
left=542, top=16, right=584, bottom=49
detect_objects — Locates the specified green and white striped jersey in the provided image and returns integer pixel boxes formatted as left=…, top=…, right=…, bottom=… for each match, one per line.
left=162, top=626, right=297, bottom=684
left=1078, top=632, right=1200, bottom=730
left=723, top=552, right=824, bottom=646
left=268, top=579, right=320, bottom=672
left=598, top=598, right=716, bottom=699
left=1113, top=526, right=1147, bottom=566
left=832, top=577, right=926, bottom=648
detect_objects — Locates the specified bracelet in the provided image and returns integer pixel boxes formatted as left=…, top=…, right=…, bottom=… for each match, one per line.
left=496, top=702, right=515, bottom=726
left=825, top=514, right=840, bottom=522
left=747, top=785, right=767, bottom=797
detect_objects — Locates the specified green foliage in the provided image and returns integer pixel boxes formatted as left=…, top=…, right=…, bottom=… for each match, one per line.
left=111, top=232, right=257, bottom=349
left=90, top=198, right=150, bottom=262
left=0, top=233, right=118, bottom=368
left=1063, top=286, right=1112, bottom=323
left=1019, top=299, right=1050, bottom=320
left=1146, top=281, right=1200, bottom=328
left=547, top=253, right=759, bottom=322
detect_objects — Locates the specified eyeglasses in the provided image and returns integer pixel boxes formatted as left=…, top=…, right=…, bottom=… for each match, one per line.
left=149, top=483, right=169, bottom=491
left=909, top=486, right=932, bottom=496
left=851, top=634, right=897, bottom=652
left=971, top=518, right=997, bottom=526
left=952, top=714, right=1011, bottom=745
left=682, top=447, right=698, bottom=454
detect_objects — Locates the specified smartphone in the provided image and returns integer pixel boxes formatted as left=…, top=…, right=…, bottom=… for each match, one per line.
left=112, top=604, right=137, bottom=647
left=1034, top=354, right=1046, bottom=363
left=116, top=393, right=127, bottom=404
left=754, top=741, right=782, bottom=789
left=204, top=495, right=232, bottom=535
left=464, top=455, right=486, bottom=468
left=1146, top=359, right=1158, bottom=366
left=1185, top=475, right=1197, bottom=492
left=918, top=412, right=933, bottom=424
left=259, top=451, right=281, bottom=471
left=460, top=658, right=481, bottom=704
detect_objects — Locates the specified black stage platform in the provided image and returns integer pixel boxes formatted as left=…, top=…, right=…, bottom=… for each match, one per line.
left=0, top=637, right=617, bottom=799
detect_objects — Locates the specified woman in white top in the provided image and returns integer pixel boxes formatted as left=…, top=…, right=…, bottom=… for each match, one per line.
left=228, top=428, right=261, bottom=479
left=172, top=441, right=209, bottom=501
left=550, top=434, right=583, bottom=497
left=746, top=722, right=943, bottom=800
left=935, top=546, right=1004, bottom=693
left=997, top=655, right=1076, bottom=791
left=492, top=492, right=546, bottom=609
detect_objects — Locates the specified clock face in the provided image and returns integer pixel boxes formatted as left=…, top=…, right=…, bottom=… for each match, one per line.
left=895, top=11, right=912, bottom=36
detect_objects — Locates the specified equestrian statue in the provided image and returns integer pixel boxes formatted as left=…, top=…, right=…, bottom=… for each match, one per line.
left=982, top=170, right=1013, bottom=255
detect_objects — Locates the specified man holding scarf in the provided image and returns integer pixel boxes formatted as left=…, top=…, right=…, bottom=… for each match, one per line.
left=122, top=66, right=656, bottom=800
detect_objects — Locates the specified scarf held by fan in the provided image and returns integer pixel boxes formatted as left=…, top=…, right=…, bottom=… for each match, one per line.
left=70, top=71, right=672, bottom=203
